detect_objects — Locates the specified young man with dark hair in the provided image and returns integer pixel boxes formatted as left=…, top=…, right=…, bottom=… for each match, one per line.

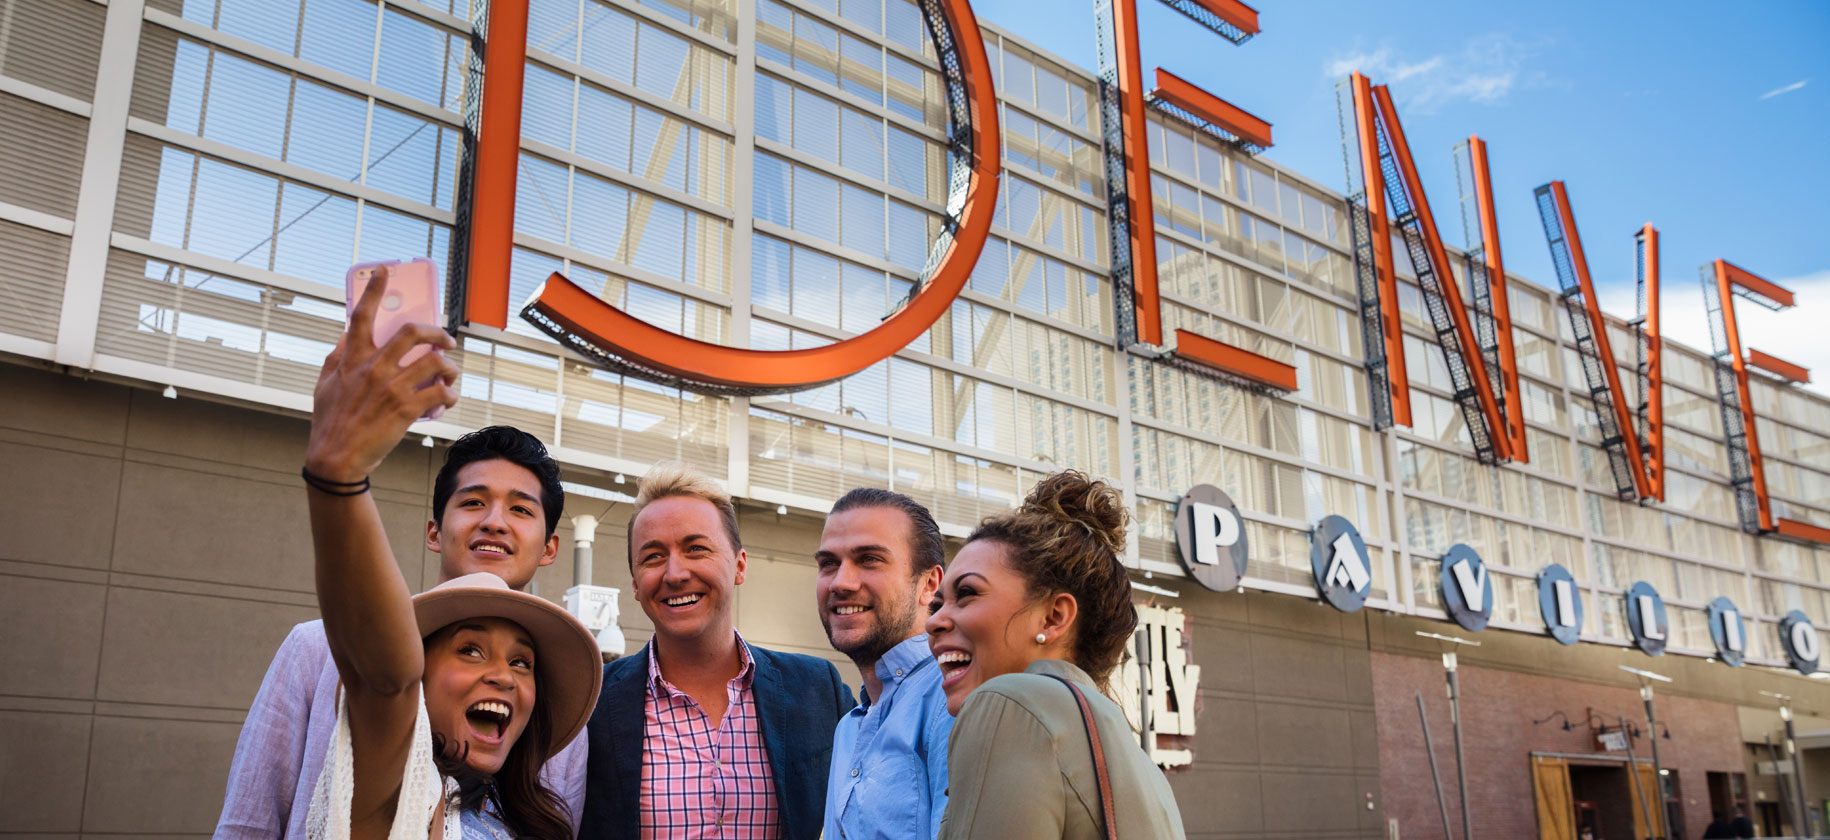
left=817, top=487, right=951, bottom=840
left=215, top=424, right=587, bottom=837
left=581, top=462, right=854, bottom=840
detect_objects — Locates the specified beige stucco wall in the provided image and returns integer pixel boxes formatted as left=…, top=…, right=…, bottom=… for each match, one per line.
left=0, top=359, right=859, bottom=834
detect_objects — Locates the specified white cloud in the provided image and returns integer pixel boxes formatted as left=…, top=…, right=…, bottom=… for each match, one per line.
left=1323, top=35, right=1538, bottom=115
left=1597, top=269, right=1830, bottom=400
left=1759, top=79, right=1808, bottom=100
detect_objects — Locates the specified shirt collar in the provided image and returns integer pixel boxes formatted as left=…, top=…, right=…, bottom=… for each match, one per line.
left=859, top=634, right=934, bottom=707
left=646, top=630, right=756, bottom=698
left=873, top=634, right=935, bottom=685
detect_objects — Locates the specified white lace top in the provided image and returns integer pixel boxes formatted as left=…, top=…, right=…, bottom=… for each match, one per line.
left=304, top=688, right=465, bottom=840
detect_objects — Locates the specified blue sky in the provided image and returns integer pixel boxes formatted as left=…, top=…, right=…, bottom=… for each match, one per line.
left=969, top=0, right=1830, bottom=394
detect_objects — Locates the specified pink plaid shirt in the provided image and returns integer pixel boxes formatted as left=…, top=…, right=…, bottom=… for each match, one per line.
left=639, top=634, right=780, bottom=839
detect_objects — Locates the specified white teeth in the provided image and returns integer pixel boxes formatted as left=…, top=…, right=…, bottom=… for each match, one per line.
left=936, top=651, right=971, bottom=665
left=664, top=594, right=702, bottom=607
left=474, top=545, right=507, bottom=555
left=467, top=700, right=510, bottom=718
left=834, top=606, right=867, bottom=615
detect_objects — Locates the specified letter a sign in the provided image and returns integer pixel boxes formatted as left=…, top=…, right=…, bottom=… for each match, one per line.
left=1173, top=484, right=1250, bottom=591
left=1311, top=515, right=1373, bottom=612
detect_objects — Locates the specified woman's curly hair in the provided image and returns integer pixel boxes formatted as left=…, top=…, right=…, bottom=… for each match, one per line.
left=966, top=470, right=1137, bottom=693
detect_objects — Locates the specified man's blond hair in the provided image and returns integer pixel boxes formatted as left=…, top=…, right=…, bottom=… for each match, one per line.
left=626, top=461, right=743, bottom=564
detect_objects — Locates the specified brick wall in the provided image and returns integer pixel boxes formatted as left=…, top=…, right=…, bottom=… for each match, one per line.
left=1371, top=649, right=1745, bottom=840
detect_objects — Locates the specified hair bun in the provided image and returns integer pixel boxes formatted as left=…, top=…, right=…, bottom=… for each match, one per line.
left=1019, top=470, right=1127, bottom=557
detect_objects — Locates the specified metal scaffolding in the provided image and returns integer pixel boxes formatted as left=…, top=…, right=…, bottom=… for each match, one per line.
left=1334, top=77, right=1394, bottom=431
left=1535, top=184, right=1639, bottom=500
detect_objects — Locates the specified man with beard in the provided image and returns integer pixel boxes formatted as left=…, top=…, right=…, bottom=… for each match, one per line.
left=816, top=488, right=952, bottom=840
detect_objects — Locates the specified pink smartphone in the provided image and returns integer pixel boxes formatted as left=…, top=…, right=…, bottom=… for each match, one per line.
left=345, top=258, right=446, bottom=422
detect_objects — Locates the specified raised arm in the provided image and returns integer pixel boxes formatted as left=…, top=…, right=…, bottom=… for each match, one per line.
left=303, top=267, right=458, bottom=831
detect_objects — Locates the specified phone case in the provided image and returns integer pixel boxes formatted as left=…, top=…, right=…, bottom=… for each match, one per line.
left=345, top=258, right=446, bottom=421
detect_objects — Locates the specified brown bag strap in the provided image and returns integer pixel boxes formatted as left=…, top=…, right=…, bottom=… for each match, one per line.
left=1046, top=674, right=1117, bottom=840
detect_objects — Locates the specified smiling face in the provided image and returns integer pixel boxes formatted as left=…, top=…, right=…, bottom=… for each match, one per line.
left=926, top=539, right=1055, bottom=715
left=816, top=507, right=942, bottom=666
left=428, top=458, right=559, bottom=589
left=630, top=494, right=746, bottom=646
left=422, top=617, right=537, bottom=775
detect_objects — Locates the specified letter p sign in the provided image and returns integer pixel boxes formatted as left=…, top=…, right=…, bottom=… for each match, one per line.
left=1174, top=485, right=1250, bottom=592
left=1189, top=501, right=1240, bottom=566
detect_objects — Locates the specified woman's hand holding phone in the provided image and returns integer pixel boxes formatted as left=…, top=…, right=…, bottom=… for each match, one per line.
left=305, top=264, right=459, bottom=484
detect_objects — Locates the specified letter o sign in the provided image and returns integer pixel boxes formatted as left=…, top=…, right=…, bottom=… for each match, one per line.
left=1780, top=610, right=1820, bottom=675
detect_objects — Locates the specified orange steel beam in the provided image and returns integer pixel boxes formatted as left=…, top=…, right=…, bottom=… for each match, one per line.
left=1550, top=181, right=1649, bottom=497
left=1151, top=68, right=1273, bottom=148
left=1185, top=0, right=1260, bottom=34
left=1173, top=329, right=1299, bottom=390
left=1777, top=518, right=1830, bottom=544
left=1467, top=135, right=1526, bottom=463
left=523, top=0, right=999, bottom=389
left=1373, top=84, right=1510, bottom=460
left=1721, top=260, right=1796, bottom=308
left=1641, top=225, right=1664, bottom=501
left=1715, top=259, right=1774, bottom=532
left=1114, top=0, right=1162, bottom=345
left=1351, top=73, right=1410, bottom=426
left=1747, top=349, right=1811, bottom=384
left=463, top=0, right=530, bottom=328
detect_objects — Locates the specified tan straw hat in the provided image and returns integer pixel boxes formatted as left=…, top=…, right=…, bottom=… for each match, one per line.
left=412, top=572, right=602, bottom=758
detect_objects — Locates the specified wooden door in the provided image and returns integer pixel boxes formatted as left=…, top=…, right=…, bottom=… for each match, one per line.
left=1534, top=755, right=1576, bottom=840
left=1629, top=761, right=1667, bottom=839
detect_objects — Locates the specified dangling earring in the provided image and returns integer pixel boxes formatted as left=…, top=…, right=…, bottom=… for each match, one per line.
left=1035, top=632, right=1047, bottom=644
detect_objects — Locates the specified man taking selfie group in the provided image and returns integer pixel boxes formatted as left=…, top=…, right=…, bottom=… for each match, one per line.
left=215, top=265, right=956, bottom=839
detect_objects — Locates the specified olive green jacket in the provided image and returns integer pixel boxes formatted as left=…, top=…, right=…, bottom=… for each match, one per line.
left=938, top=659, right=1186, bottom=840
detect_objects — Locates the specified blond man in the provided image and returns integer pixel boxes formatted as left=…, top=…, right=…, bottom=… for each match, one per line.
left=579, top=463, right=854, bottom=840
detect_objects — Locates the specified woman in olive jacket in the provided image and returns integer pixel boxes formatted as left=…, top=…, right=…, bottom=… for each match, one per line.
left=927, top=471, right=1186, bottom=840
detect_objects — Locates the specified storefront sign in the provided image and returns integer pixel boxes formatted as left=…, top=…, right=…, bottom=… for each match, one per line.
left=1626, top=581, right=1669, bottom=657
left=1311, top=515, right=1373, bottom=612
left=1779, top=610, right=1820, bottom=675
left=1707, top=596, right=1746, bottom=667
left=1438, top=544, right=1492, bottom=631
left=1597, top=729, right=1629, bottom=752
left=1536, top=564, right=1582, bottom=645
left=1173, top=484, right=1249, bottom=592
left=1114, top=604, right=1200, bottom=768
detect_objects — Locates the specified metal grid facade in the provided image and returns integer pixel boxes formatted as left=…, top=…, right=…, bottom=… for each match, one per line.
left=4, top=0, right=1830, bottom=669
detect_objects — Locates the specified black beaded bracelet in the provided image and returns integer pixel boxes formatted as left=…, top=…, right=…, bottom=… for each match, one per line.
left=301, top=466, right=371, bottom=496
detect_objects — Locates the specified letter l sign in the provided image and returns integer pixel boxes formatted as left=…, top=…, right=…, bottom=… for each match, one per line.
left=1636, top=594, right=1665, bottom=640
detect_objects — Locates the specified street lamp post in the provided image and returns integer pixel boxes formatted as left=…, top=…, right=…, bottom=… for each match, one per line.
left=1762, top=691, right=1811, bottom=838
left=1419, top=631, right=1479, bottom=840
left=1621, top=666, right=1672, bottom=840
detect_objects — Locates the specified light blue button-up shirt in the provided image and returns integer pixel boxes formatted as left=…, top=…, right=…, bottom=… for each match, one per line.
left=824, top=633, right=954, bottom=840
